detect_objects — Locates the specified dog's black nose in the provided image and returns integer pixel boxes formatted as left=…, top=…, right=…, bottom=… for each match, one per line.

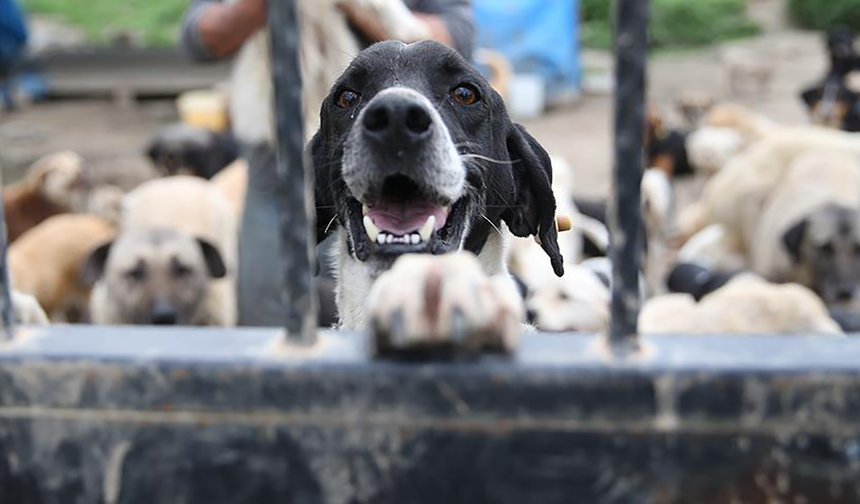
left=526, top=309, right=537, bottom=324
left=362, top=96, right=433, bottom=144
left=150, top=300, right=178, bottom=325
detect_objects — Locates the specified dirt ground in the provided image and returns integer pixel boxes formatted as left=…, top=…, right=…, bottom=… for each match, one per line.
left=0, top=4, right=829, bottom=199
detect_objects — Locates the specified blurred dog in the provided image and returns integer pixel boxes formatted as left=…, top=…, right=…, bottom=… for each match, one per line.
left=645, top=111, right=694, bottom=178
left=640, top=274, right=842, bottom=335
left=83, top=228, right=228, bottom=326
left=146, top=123, right=239, bottom=179
left=800, top=27, right=860, bottom=131
left=679, top=127, right=860, bottom=244
left=210, top=158, right=248, bottom=218
left=750, top=150, right=860, bottom=307
left=86, top=176, right=238, bottom=326
left=9, top=214, right=116, bottom=322
left=3, top=151, right=92, bottom=243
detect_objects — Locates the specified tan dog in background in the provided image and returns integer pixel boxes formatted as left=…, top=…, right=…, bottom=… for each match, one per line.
left=85, top=176, right=238, bottom=326
left=9, top=214, right=116, bottom=322
left=640, top=274, right=842, bottom=335
left=3, top=151, right=92, bottom=243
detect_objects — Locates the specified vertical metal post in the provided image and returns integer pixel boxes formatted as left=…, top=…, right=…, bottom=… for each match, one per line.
left=0, top=171, right=13, bottom=340
left=608, top=0, right=648, bottom=349
left=267, top=0, right=318, bottom=344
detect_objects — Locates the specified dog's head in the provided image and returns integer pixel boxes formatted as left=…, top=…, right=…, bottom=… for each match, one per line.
left=783, top=204, right=860, bottom=306
left=82, top=229, right=226, bottom=325
left=310, top=41, right=563, bottom=275
left=28, top=151, right=93, bottom=211
left=827, top=26, right=856, bottom=64
left=146, top=123, right=238, bottom=179
left=802, top=83, right=860, bottom=131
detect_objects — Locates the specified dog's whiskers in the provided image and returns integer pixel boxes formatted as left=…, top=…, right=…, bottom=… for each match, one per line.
left=480, top=214, right=503, bottom=237
left=324, top=215, right=338, bottom=234
left=461, top=154, right=516, bottom=165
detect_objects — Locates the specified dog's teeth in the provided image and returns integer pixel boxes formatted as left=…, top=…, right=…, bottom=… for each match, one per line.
left=410, top=233, right=420, bottom=245
left=442, top=206, right=451, bottom=216
left=386, top=234, right=394, bottom=244
left=377, top=233, right=387, bottom=245
left=362, top=204, right=370, bottom=216
left=363, top=216, right=379, bottom=242
left=419, top=215, right=436, bottom=242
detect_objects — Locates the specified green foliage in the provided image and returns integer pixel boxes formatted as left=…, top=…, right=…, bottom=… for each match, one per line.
left=788, top=0, right=860, bottom=31
left=20, top=0, right=187, bottom=47
left=581, top=0, right=760, bottom=49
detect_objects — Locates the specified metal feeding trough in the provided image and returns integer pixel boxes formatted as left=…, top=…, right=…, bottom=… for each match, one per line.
left=1, top=1, right=860, bottom=502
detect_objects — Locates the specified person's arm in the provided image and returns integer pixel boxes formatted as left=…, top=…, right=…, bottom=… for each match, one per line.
left=340, top=5, right=449, bottom=46
left=181, top=0, right=266, bottom=61
left=340, top=0, right=474, bottom=61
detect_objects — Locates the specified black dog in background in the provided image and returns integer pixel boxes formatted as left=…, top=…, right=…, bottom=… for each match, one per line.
left=146, top=123, right=239, bottom=179
left=800, top=26, right=860, bottom=132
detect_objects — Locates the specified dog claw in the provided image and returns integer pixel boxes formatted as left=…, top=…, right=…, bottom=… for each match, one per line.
left=387, top=308, right=407, bottom=346
left=449, top=306, right=467, bottom=343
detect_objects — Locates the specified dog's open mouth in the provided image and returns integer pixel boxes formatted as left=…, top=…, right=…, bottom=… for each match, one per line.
left=347, top=175, right=469, bottom=256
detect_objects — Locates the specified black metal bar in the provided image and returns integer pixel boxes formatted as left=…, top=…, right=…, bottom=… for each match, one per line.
left=267, top=0, right=318, bottom=344
left=0, top=174, right=12, bottom=340
left=609, top=0, right=649, bottom=349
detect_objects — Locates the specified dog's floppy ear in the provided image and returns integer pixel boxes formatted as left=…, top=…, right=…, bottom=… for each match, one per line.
left=801, top=87, right=822, bottom=108
left=80, top=241, right=114, bottom=287
left=308, top=130, right=336, bottom=245
left=196, top=239, right=227, bottom=279
left=782, top=218, right=808, bottom=264
left=145, top=139, right=162, bottom=164
left=502, top=123, right=564, bottom=276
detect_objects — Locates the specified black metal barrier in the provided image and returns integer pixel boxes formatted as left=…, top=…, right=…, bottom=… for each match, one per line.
left=2, top=328, right=860, bottom=502
left=3, top=0, right=860, bottom=502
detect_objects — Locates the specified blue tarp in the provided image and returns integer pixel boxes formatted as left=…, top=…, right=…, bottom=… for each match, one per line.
left=472, top=0, right=579, bottom=102
left=0, top=0, right=28, bottom=70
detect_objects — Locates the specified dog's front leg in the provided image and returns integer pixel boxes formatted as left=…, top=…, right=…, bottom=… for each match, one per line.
left=367, top=252, right=524, bottom=356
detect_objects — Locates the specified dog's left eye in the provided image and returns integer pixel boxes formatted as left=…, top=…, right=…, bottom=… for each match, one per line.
left=450, top=84, right=480, bottom=105
left=173, top=263, right=193, bottom=279
left=336, top=90, right=360, bottom=109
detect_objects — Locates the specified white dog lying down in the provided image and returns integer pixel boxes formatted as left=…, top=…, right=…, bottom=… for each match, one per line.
left=640, top=274, right=842, bottom=335
left=681, top=127, right=860, bottom=243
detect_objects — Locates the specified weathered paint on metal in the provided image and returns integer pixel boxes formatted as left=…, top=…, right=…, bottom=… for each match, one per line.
left=609, top=0, right=649, bottom=348
left=0, top=169, right=13, bottom=340
left=267, top=0, right=318, bottom=344
left=1, top=327, right=860, bottom=502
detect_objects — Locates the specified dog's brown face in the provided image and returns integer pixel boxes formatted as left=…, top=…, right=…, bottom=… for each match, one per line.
left=82, top=229, right=226, bottom=325
left=783, top=204, right=860, bottom=306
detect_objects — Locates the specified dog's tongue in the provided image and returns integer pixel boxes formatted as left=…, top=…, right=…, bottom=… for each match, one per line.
left=367, top=199, right=448, bottom=236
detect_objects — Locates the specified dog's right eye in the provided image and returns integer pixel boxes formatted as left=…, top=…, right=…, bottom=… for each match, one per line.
left=125, top=266, right=147, bottom=283
left=819, top=243, right=835, bottom=256
left=336, top=90, right=360, bottom=109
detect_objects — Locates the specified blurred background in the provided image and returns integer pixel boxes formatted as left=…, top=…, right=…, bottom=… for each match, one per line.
left=0, top=0, right=852, bottom=198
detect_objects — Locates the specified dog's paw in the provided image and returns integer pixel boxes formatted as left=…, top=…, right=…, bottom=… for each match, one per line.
left=368, top=252, right=524, bottom=356
left=11, top=291, right=49, bottom=326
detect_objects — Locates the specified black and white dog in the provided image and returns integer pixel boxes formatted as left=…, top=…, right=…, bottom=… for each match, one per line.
left=310, top=41, right=564, bottom=352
